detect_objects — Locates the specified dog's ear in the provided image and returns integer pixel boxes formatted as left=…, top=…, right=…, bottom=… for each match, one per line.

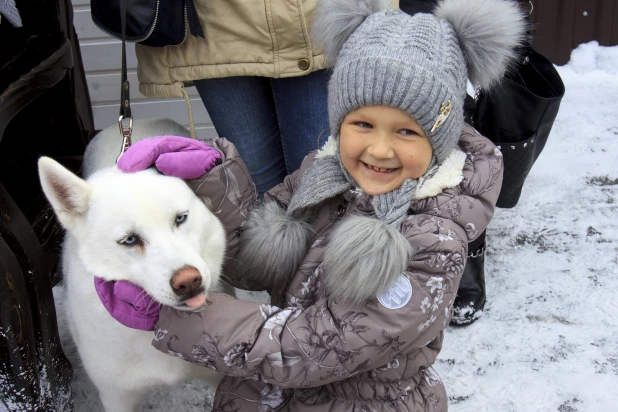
left=38, top=157, right=91, bottom=230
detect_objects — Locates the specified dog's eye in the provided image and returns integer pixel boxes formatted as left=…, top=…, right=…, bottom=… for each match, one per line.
left=175, top=213, right=188, bottom=226
left=118, top=235, right=141, bottom=246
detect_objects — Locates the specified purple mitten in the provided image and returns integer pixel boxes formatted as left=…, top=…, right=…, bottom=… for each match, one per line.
left=117, top=135, right=222, bottom=179
left=94, top=277, right=162, bottom=331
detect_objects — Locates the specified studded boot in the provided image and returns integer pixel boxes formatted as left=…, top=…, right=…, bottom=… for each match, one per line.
left=451, top=231, right=486, bottom=326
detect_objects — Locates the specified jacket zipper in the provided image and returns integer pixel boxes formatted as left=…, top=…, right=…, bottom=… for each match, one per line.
left=309, top=200, right=350, bottom=245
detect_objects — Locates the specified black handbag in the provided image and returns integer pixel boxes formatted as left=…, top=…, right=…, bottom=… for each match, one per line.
left=472, top=46, right=565, bottom=208
left=91, top=0, right=204, bottom=47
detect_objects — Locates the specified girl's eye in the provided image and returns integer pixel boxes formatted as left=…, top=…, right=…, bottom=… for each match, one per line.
left=399, top=129, right=418, bottom=136
left=119, top=235, right=141, bottom=247
left=176, top=213, right=188, bottom=226
left=354, top=121, right=373, bottom=129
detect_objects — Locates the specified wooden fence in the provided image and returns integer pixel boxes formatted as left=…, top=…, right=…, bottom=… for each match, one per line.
left=531, top=0, right=618, bottom=65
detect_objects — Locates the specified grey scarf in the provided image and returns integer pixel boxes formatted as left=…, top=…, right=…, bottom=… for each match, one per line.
left=287, top=147, right=436, bottom=228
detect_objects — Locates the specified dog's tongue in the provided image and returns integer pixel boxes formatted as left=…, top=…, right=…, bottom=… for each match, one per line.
left=185, top=294, right=206, bottom=308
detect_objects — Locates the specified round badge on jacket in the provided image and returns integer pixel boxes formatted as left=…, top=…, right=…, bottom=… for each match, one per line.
left=377, top=274, right=412, bottom=310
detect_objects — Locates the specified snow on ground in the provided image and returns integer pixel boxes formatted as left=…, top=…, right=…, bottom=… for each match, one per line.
left=438, top=41, right=618, bottom=412
left=63, top=41, right=618, bottom=411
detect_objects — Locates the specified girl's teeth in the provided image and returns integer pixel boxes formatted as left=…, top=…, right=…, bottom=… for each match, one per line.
left=369, top=165, right=390, bottom=172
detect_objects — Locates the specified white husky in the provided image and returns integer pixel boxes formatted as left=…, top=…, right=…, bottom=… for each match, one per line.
left=38, top=119, right=230, bottom=412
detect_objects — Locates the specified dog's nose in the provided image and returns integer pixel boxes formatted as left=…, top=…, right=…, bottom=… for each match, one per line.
left=170, top=267, right=202, bottom=296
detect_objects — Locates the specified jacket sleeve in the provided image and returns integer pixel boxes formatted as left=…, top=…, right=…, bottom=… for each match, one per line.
left=186, top=137, right=257, bottom=287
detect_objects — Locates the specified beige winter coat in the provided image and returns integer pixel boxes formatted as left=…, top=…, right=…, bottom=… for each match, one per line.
left=135, top=0, right=399, bottom=98
left=152, top=124, right=503, bottom=411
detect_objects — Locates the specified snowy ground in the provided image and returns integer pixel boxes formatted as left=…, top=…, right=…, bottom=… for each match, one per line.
left=64, top=41, right=618, bottom=411
left=437, top=42, right=618, bottom=411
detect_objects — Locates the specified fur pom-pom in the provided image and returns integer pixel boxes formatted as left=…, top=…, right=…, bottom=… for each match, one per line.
left=434, top=0, right=527, bottom=90
left=323, top=215, right=411, bottom=306
left=235, top=202, right=312, bottom=290
left=312, top=0, right=392, bottom=66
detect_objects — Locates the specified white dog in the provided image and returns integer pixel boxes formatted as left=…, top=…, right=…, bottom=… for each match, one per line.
left=39, top=119, right=230, bottom=412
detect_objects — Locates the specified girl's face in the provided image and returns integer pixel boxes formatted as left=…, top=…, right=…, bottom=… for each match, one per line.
left=339, top=105, right=433, bottom=196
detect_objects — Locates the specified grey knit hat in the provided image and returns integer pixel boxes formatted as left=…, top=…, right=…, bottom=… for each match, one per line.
left=313, top=0, right=527, bottom=164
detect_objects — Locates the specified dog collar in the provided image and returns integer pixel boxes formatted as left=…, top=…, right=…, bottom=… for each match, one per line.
left=94, top=277, right=162, bottom=331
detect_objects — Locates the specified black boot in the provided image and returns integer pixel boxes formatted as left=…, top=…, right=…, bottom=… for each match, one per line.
left=451, top=231, right=486, bottom=326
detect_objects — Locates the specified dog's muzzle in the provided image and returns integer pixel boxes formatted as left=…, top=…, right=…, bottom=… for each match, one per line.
left=171, top=266, right=206, bottom=307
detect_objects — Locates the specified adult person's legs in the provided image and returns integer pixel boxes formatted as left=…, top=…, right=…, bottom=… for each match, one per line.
left=195, top=70, right=330, bottom=196
left=195, top=76, right=286, bottom=196
left=270, top=69, right=330, bottom=174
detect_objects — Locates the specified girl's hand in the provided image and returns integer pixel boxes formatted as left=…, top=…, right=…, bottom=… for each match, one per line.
left=117, top=135, right=222, bottom=179
left=94, top=277, right=162, bottom=331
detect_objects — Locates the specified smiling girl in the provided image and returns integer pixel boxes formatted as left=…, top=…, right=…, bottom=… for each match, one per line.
left=149, top=0, right=525, bottom=410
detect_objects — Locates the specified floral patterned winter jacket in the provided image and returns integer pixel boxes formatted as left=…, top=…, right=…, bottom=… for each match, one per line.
left=152, top=124, right=503, bottom=412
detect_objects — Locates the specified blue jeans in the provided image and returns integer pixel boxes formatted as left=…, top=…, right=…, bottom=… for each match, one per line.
left=194, top=70, right=330, bottom=196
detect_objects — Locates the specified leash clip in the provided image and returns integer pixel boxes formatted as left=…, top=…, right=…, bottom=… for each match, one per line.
left=116, top=115, right=133, bottom=164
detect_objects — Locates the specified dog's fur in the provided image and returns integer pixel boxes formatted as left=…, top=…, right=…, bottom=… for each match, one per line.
left=39, top=119, right=230, bottom=412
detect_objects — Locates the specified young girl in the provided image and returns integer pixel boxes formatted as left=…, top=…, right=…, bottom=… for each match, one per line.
left=145, top=0, right=525, bottom=410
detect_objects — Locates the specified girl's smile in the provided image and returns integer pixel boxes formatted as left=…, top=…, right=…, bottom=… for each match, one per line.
left=362, top=162, right=397, bottom=174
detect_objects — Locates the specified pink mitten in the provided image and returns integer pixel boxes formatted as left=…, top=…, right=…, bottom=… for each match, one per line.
left=117, top=135, right=222, bottom=179
left=94, top=277, right=161, bottom=331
